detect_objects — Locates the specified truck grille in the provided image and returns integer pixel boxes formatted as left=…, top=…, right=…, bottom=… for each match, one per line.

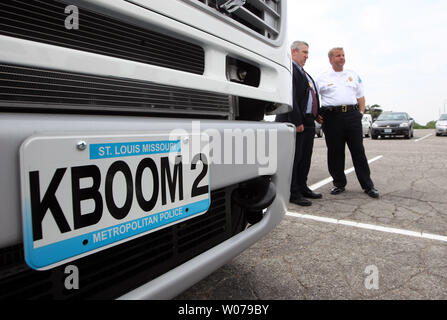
left=0, top=0, right=204, bottom=75
left=189, top=0, right=282, bottom=41
left=0, top=64, right=232, bottom=118
left=0, top=187, right=237, bottom=300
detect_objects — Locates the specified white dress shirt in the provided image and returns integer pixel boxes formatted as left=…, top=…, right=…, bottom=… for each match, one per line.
left=316, top=69, right=364, bottom=107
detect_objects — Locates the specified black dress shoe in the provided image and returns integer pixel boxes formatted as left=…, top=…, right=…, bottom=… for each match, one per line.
left=364, top=187, right=379, bottom=198
left=290, top=196, right=312, bottom=206
left=302, top=189, right=322, bottom=199
left=330, top=186, right=345, bottom=195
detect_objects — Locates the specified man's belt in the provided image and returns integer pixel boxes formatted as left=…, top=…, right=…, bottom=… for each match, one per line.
left=322, top=104, right=359, bottom=112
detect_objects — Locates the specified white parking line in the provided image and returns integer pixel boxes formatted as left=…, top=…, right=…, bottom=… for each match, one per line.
left=415, top=133, right=432, bottom=142
left=309, top=155, right=383, bottom=191
left=285, top=212, right=447, bottom=243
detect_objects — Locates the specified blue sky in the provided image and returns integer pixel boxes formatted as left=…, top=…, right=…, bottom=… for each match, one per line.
left=286, top=0, right=447, bottom=124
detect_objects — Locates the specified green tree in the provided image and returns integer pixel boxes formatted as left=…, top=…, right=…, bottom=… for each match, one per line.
left=414, top=122, right=424, bottom=129
left=414, top=120, right=436, bottom=129
left=365, top=104, right=383, bottom=120
left=425, top=120, right=436, bottom=129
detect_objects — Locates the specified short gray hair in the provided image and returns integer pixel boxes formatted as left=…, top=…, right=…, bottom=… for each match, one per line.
left=291, top=41, right=309, bottom=52
left=328, top=47, right=344, bottom=58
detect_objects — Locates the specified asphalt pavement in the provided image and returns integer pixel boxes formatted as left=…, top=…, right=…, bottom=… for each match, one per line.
left=176, top=129, right=447, bottom=300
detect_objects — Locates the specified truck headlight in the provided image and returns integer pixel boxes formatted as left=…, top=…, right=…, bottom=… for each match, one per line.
left=400, top=122, right=409, bottom=127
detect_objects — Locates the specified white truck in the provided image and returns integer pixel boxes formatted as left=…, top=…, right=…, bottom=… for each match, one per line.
left=0, top=0, right=294, bottom=299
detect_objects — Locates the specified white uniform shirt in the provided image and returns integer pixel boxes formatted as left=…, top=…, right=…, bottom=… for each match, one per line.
left=316, top=69, right=364, bottom=107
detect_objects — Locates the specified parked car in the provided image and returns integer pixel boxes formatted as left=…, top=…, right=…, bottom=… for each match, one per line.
left=362, top=114, right=372, bottom=137
left=371, top=112, right=414, bottom=139
left=315, top=121, right=323, bottom=138
left=435, top=114, right=447, bottom=136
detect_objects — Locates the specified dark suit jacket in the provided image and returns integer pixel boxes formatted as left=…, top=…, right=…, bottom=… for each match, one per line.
left=276, top=63, right=320, bottom=127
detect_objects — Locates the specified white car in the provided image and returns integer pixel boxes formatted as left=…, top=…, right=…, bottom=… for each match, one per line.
left=315, top=121, right=323, bottom=138
left=362, top=114, right=372, bottom=137
left=435, top=114, right=447, bottom=136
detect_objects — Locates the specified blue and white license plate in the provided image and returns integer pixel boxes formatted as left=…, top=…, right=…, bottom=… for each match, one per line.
left=384, top=129, right=392, bottom=133
left=20, top=132, right=210, bottom=270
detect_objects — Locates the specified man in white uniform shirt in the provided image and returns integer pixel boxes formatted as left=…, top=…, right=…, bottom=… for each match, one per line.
left=316, top=47, right=379, bottom=198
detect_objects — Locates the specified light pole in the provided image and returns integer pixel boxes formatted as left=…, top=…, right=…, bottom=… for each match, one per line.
left=441, top=99, right=447, bottom=116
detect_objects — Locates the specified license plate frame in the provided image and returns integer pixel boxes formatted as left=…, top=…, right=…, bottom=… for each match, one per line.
left=20, top=132, right=210, bottom=270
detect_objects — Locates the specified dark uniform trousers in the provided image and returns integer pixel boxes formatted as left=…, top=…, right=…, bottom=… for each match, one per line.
left=291, top=115, right=315, bottom=196
left=321, top=110, right=374, bottom=190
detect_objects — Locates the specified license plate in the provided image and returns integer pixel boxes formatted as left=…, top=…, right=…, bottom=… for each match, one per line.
left=20, top=132, right=210, bottom=270
left=384, top=129, right=392, bottom=133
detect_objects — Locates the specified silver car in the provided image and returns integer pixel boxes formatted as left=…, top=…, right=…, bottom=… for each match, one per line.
left=435, top=114, right=447, bottom=136
left=362, top=114, right=372, bottom=137
left=315, top=121, right=323, bottom=138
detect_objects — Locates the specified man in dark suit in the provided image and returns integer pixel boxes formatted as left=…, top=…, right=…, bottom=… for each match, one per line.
left=276, top=41, right=322, bottom=206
